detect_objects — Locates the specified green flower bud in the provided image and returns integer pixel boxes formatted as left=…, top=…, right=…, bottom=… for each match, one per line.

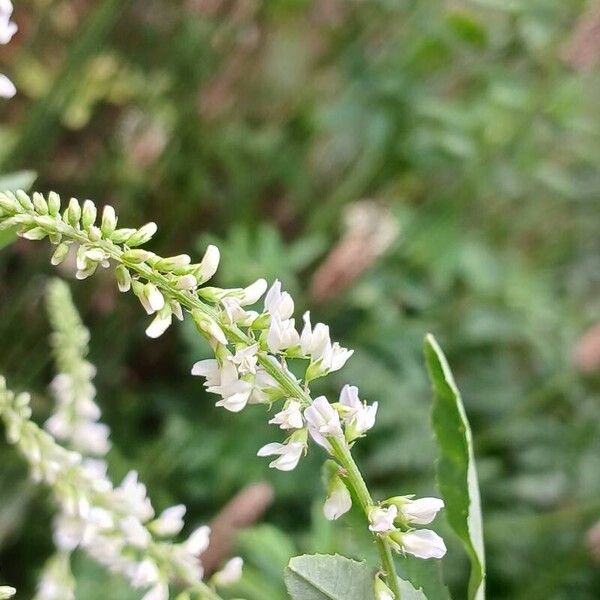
left=47, top=191, right=61, bottom=216
left=32, top=192, right=48, bottom=215
left=16, top=190, right=33, bottom=211
left=81, top=200, right=97, bottom=229
left=126, top=222, right=158, bottom=247
left=66, top=198, right=81, bottom=227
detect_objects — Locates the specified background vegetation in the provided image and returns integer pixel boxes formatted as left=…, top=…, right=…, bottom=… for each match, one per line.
left=1, top=1, right=599, bottom=598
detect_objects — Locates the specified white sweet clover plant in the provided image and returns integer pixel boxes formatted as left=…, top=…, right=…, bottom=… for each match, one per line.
left=0, top=190, right=454, bottom=599
left=0, top=280, right=242, bottom=600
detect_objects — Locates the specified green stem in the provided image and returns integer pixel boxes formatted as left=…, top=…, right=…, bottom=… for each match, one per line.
left=329, top=438, right=402, bottom=600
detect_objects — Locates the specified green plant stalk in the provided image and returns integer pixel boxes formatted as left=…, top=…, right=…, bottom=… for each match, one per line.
left=0, top=199, right=401, bottom=596
left=329, top=437, right=402, bottom=600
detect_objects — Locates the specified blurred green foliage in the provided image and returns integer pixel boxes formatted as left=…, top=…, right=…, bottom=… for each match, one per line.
left=0, top=0, right=599, bottom=598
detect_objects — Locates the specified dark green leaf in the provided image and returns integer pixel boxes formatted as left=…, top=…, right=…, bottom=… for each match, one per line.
left=284, top=554, right=375, bottom=600
left=424, top=334, right=485, bottom=600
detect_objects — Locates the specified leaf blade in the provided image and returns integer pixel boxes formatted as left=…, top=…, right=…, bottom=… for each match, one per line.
left=284, top=554, right=375, bottom=600
left=424, top=333, right=485, bottom=600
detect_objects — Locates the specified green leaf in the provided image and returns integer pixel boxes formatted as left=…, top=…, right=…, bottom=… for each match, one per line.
left=397, top=577, right=429, bottom=600
left=284, top=554, right=375, bottom=600
left=397, top=556, right=449, bottom=600
left=424, top=334, right=486, bottom=600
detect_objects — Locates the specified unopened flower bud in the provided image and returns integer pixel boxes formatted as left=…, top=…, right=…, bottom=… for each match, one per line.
left=323, top=474, right=352, bottom=521
left=32, top=192, right=48, bottom=215
left=122, top=249, right=153, bottom=264
left=66, top=198, right=81, bottom=227
left=47, top=191, right=61, bottom=216
left=111, top=228, right=137, bottom=244
left=115, top=265, right=132, bottom=292
left=126, top=222, right=158, bottom=247
left=155, top=254, right=191, bottom=272
left=51, top=243, right=70, bottom=266
left=176, top=274, right=197, bottom=290
left=213, top=557, right=243, bottom=587
left=101, top=205, right=117, bottom=236
left=16, top=190, right=33, bottom=211
left=81, top=200, right=97, bottom=229
left=374, top=575, right=395, bottom=600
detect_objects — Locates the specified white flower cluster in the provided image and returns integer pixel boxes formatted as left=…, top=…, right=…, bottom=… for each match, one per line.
left=368, top=497, right=446, bottom=560
left=0, top=0, right=17, bottom=98
left=0, top=376, right=218, bottom=599
left=45, top=279, right=110, bottom=456
left=192, top=279, right=373, bottom=476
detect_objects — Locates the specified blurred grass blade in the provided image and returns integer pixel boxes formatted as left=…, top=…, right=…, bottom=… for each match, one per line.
left=424, top=334, right=485, bottom=600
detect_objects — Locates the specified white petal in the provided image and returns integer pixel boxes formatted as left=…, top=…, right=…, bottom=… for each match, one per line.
left=401, top=529, right=446, bottom=559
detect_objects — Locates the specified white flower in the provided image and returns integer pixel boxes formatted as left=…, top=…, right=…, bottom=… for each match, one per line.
left=0, top=73, right=16, bottom=98
left=240, top=278, right=267, bottom=305
left=368, top=505, right=397, bottom=533
left=397, top=497, right=444, bottom=525
left=339, top=384, right=378, bottom=439
left=141, top=582, right=169, bottom=600
left=145, top=283, right=165, bottom=313
left=301, top=312, right=353, bottom=377
left=213, top=556, right=243, bottom=587
left=114, top=471, right=154, bottom=522
left=323, top=479, right=352, bottom=521
left=152, top=504, right=186, bottom=537
left=53, top=514, right=85, bottom=551
left=130, top=559, right=160, bottom=587
left=184, top=525, right=211, bottom=555
left=268, top=400, right=304, bottom=430
left=257, top=440, right=304, bottom=471
left=198, top=245, right=220, bottom=283
left=191, top=358, right=221, bottom=387
left=399, top=529, right=447, bottom=559
left=0, top=1, right=17, bottom=46
left=300, top=312, right=331, bottom=357
left=228, top=344, right=259, bottom=375
left=248, top=366, right=280, bottom=404
left=120, top=516, right=151, bottom=548
left=71, top=421, right=111, bottom=456
left=267, top=314, right=300, bottom=353
left=321, top=342, right=353, bottom=373
left=145, top=306, right=173, bottom=339
left=0, top=588, right=15, bottom=600
left=265, top=280, right=294, bottom=319
left=303, top=396, right=343, bottom=450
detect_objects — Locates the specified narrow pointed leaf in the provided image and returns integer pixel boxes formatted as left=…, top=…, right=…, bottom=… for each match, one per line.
left=424, top=333, right=485, bottom=600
